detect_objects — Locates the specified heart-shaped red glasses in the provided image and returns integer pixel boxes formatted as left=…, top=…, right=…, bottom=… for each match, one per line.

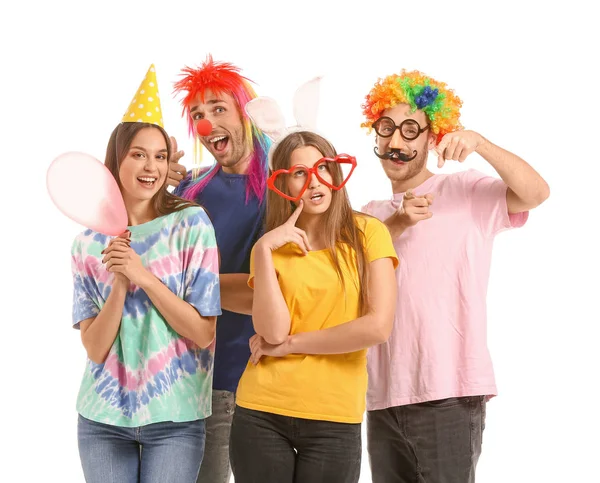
left=267, top=154, right=357, bottom=201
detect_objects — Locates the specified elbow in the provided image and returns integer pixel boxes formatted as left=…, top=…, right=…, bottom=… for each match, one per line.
left=528, top=181, right=551, bottom=210
left=85, top=346, right=109, bottom=365
left=193, top=317, right=217, bottom=349
left=194, top=333, right=216, bottom=349
left=88, top=353, right=108, bottom=365
left=263, top=332, right=289, bottom=346
left=253, top=321, right=289, bottom=346
left=371, top=314, right=394, bottom=345
left=537, top=181, right=550, bottom=205
left=81, top=335, right=109, bottom=365
left=252, top=312, right=290, bottom=346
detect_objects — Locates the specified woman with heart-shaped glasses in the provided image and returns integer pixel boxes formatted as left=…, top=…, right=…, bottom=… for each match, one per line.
left=267, top=153, right=357, bottom=202
left=229, top=131, right=399, bottom=483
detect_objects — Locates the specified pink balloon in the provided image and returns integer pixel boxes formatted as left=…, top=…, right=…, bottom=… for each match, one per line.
left=47, top=152, right=128, bottom=236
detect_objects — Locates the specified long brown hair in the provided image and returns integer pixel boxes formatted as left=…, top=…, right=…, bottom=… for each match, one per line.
left=104, top=122, right=197, bottom=217
left=267, top=131, right=370, bottom=313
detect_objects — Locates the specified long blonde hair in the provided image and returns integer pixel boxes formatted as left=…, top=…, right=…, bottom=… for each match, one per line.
left=267, top=131, right=370, bottom=313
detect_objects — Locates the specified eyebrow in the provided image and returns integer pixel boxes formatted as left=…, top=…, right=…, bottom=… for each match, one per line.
left=190, top=99, right=226, bottom=113
left=130, top=146, right=168, bottom=152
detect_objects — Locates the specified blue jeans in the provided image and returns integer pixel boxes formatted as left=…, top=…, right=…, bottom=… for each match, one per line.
left=78, top=414, right=206, bottom=483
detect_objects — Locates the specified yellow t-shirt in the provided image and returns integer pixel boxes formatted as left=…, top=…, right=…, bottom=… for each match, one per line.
left=236, top=214, right=398, bottom=423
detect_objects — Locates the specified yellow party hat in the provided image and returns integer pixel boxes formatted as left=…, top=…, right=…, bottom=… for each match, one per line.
left=122, top=64, right=164, bottom=127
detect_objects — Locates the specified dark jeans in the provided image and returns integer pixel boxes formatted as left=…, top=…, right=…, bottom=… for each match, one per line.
left=78, top=415, right=206, bottom=483
left=367, top=396, right=486, bottom=483
left=229, top=405, right=361, bottom=483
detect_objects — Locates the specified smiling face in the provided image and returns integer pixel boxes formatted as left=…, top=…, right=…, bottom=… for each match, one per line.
left=118, top=127, right=169, bottom=204
left=189, top=89, right=250, bottom=173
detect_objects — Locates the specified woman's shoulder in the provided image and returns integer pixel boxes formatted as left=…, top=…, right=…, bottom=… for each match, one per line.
left=169, top=206, right=213, bottom=229
left=71, top=229, right=110, bottom=256
left=352, top=211, right=386, bottom=234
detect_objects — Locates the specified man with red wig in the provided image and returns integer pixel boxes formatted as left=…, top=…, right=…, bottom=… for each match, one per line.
left=169, top=55, right=271, bottom=483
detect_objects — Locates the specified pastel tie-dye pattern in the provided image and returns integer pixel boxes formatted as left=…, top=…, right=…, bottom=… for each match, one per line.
left=71, top=207, right=221, bottom=427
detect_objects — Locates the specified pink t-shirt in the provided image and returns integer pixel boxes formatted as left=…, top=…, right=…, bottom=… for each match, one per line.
left=362, top=169, right=528, bottom=410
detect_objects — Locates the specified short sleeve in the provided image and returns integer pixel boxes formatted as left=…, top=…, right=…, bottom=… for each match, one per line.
left=362, top=216, right=399, bottom=268
left=361, top=201, right=373, bottom=215
left=182, top=209, right=222, bottom=317
left=464, top=169, right=529, bottom=237
left=71, top=236, right=100, bottom=330
left=248, top=245, right=280, bottom=289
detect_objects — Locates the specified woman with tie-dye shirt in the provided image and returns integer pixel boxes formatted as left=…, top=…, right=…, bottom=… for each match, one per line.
left=71, top=120, right=221, bottom=483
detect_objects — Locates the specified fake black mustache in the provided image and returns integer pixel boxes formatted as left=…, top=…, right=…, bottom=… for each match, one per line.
left=373, top=147, right=418, bottom=162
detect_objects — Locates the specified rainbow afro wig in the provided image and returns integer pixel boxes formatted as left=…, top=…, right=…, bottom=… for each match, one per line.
left=361, top=70, right=463, bottom=144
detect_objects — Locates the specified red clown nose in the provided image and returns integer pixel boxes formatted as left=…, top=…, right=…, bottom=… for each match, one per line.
left=196, top=119, right=212, bottom=136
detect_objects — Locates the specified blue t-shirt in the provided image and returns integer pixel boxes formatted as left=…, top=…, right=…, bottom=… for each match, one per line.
left=175, top=168, right=264, bottom=392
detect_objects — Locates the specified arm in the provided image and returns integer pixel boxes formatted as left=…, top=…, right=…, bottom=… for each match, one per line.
left=220, top=273, right=253, bottom=315
left=286, top=257, right=396, bottom=354
left=103, top=211, right=221, bottom=349
left=138, top=275, right=216, bottom=348
left=476, top=139, right=550, bottom=213
left=251, top=243, right=291, bottom=345
left=383, top=211, right=410, bottom=239
left=377, top=191, right=434, bottom=239
left=135, top=211, right=220, bottom=348
left=79, top=279, right=128, bottom=364
left=436, top=130, right=550, bottom=213
left=167, top=136, right=188, bottom=189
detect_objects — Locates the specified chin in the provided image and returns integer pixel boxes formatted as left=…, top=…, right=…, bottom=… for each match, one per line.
left=221, top=155, right=245, bottom=168
left=384, top=164, right=413, bottom=180
left=217, top=160, right=235, bottom=169
left=303, top=202, right=331, bottom=215
left=126, top=183, right=162, bottom=201
left=135, top=192, right=158, bottom=202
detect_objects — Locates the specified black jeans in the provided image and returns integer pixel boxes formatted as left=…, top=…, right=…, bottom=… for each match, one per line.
left=367, top=396, right=486, bottom=483
left=229, top=406, right=361, bottom=483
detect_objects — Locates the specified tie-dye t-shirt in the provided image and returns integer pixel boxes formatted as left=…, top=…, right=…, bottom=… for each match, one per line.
left=71, top=206, right=221, bottom=427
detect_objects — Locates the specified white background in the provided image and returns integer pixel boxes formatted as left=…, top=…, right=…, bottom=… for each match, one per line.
left=1, top=1, right=598, bottom=481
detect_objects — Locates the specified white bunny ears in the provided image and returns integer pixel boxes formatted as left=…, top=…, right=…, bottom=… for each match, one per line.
left=245, top=76, right=322, bottom=169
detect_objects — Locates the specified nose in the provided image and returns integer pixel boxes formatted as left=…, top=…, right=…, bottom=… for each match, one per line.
left=196, top=119, right=213, bottom=137
left=389, top=128, right=407, bottom=150
left=308, top=171, right=321, bottom=189
left=143, top=156, right=157, bottom=171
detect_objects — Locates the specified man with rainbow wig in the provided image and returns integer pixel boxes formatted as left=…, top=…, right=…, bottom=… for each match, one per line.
left=168, top=55, right=271, bottom=483
left=361, top=70, right=550, bottom=482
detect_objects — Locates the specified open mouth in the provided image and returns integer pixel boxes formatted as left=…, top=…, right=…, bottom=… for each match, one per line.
left=209, top=135, right=229, bottom=154
left=308, top=192, right=325, bottom=204
left=137, top=176, right=158, bottom=188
